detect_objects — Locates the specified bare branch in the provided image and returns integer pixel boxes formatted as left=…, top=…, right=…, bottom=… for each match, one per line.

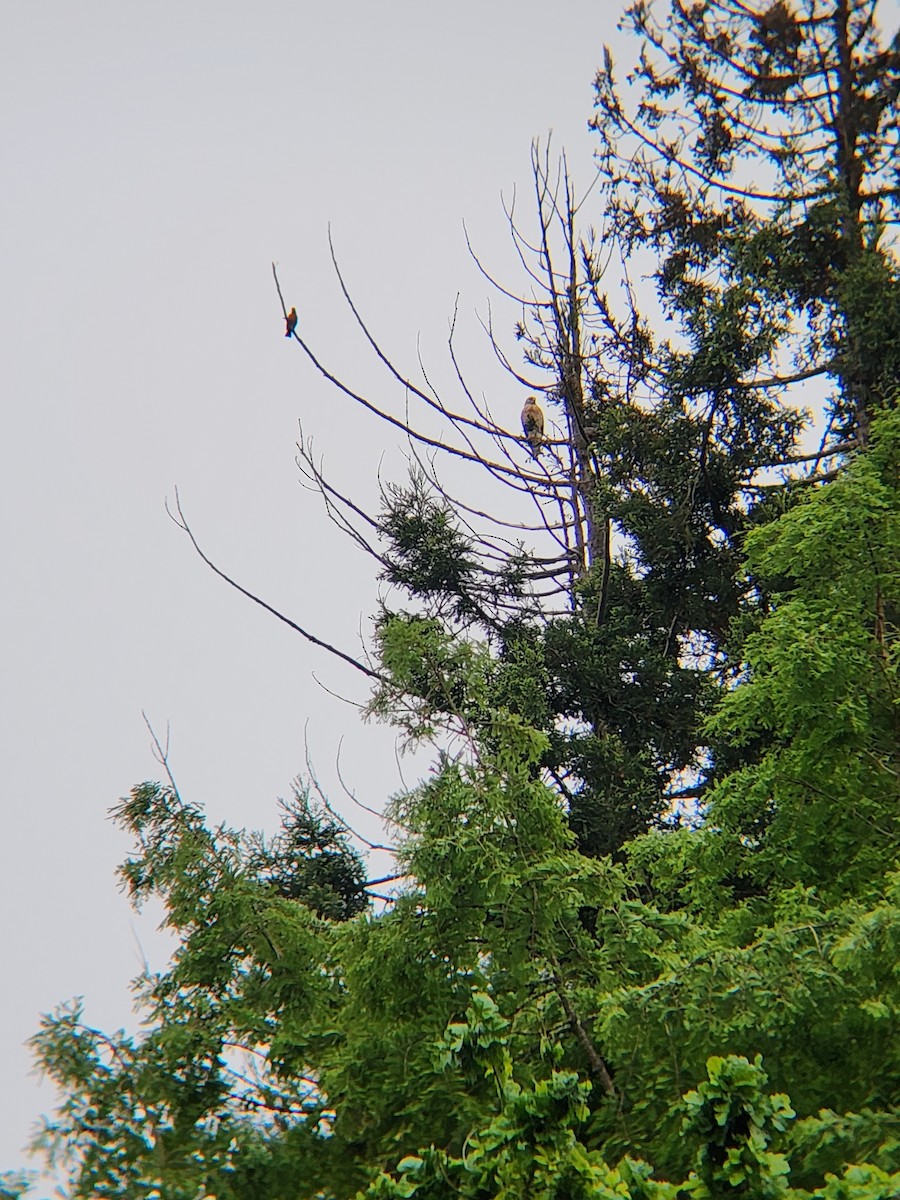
left=760, top=439, right=857, bottom=468
left=166, top=489, right=385, bottom=683
left=326, top=232, right=521, bottom=444
left=141, top=711, right=183, bottom=803
left=547, top=947, right=617, bottom=1098
left=741, top=360, right=837, bottom=391
left=304, top=739, right=397, bottom=855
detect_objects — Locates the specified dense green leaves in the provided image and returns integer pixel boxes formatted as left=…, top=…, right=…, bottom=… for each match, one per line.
left=24, top=449, right=900, bottom=1192
left=701, top=407, right=899, bottom=903
left=13, top=3, right=900, bottom=1197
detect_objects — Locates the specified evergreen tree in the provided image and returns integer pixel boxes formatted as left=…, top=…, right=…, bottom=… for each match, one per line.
left=562, top=0, right=900, bottom=848
left=281, top=0, right=900, bottom=858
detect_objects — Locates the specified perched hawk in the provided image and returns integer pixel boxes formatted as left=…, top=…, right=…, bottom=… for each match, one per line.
left=521, top=396, right=545, bottom=457
left=285, top=307, right=298, bottom=337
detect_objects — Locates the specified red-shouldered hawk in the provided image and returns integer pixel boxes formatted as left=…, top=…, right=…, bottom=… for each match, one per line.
left=285, top=307, right=298, bottom=337
left=521, top=396, right=545, bottom=457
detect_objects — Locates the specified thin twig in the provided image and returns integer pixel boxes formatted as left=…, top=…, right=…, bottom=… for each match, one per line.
left=167, top=489, right=385, bottom=683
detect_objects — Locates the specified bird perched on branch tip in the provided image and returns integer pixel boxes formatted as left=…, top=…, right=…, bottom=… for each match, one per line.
left=285, top=307, right=298, bottom=337
left=521, top=396, right=545, bottom=458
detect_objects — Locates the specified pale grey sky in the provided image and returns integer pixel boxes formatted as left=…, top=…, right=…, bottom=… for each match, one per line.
left=1, top=0, right=621, bottom=1182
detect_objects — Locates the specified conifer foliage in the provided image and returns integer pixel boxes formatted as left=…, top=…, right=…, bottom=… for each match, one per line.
left=5, top=3, right=899, bottom=1198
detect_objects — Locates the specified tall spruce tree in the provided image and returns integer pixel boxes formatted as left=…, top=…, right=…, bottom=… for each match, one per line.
left=316, top=0, right=900, bottom=858
left=546, top=0, right=900, bottom=850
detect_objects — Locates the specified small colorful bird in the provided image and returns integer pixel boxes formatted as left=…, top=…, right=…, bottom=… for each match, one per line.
left=520, top=396, right=545, bottom=457
left=285, top=307, right=298, bottom=337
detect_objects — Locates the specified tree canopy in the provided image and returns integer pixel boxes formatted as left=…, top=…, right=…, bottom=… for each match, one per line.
left=6, top=2, right=899, bottom=1198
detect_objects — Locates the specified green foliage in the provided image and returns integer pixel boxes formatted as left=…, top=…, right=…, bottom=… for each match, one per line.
left=251, top=785, right=369, bottom=919
left=701, top=407, right=899, bottom=903
left=369, top=611, right=491, bottom=741
left=369, top=0, right=900, bottom=867
left=680, top=1055, right=794, bottom=1198
left=23, top=512, right=899, bottom=1194
left=12, top=3, right=900, bottom=1197
left=379, top=472, right=497, bottom=624
left=789, top=1107, right=900, bottom=1188
left=0, top=1174, right=33, bottom=1200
